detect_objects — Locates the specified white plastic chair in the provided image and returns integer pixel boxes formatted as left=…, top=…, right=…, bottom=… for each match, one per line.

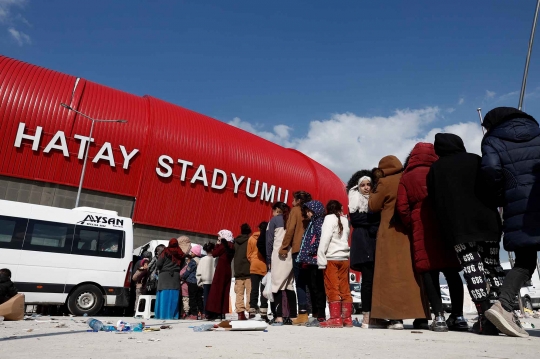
left=135, top=295, right=156, bottom=319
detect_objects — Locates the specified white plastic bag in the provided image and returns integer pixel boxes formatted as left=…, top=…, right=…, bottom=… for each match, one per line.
left=262, top=272, right=273, bottom=302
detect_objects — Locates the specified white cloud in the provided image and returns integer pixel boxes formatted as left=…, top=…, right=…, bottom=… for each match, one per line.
left=458, top=97, right=465, bottom=105
left=485, top=90, right=496, bottom=99
left=228, top=117, right=294, bottom=147
left=498, top=90, right=519, bottom=102
left=0, top=0, right=26, bottom=24
left=8, top=26, right=29, bottom=45
left=229, top=107, right=485, bottom=181
left=1, top=0, right=30, bottom=45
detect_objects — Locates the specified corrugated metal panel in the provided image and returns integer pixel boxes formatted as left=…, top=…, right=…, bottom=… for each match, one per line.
left=0, top=55, right=347, bottom=236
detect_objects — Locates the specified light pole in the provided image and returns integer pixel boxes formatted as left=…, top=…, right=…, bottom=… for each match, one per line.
left=60, top=103, right=127, bottom=208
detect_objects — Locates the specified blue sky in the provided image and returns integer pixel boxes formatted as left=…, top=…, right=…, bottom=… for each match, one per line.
left=2, top=0, right=540, bottom=184
left=3, top=0, right=531, bottom=264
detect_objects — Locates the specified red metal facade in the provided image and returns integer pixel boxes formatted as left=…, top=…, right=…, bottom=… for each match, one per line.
left=0, top=55, right=347, bottom=236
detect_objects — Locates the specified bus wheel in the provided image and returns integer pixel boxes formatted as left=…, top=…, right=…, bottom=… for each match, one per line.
left=67, top=284, right=104, bottom=316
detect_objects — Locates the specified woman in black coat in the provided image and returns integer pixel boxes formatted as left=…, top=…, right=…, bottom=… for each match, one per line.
left=427, top=133, right=503, bottom=335
left=481, top=107, right=540, bottom=338
left=347, top=170, right=380, bottom=328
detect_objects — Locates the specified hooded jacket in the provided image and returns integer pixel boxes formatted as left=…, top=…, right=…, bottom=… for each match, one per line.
left=396, top=143, right=460, bottom=273
left=427, top=133, right=501, bottom=246
left=234, top=233, right=251, bottom=278
left=297, top=200, right=326, bottom=266
left=481, top=107, right=540, bottom=251
left=368, top=155, right=430, bottom=319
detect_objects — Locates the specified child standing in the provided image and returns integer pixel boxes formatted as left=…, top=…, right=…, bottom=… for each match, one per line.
left=196, top=242, right=216, bottom=318
left=182, top=249, right=203, bottom=320
left=179, top=259, right=190, bottom=319
left=317, top=200, right=352, bottom=328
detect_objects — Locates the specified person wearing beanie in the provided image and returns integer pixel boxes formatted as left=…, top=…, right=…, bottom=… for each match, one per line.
left=481, top=107, right=540, bottom=338
left=233, top=223, right=252, bottom=320
left=247, top=221, right=269, bottom=320
left=427, top=133, right=503, bottom=335
left=206, top=230, right=235, bottom=320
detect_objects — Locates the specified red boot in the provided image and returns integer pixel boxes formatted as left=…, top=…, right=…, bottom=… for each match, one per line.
left=320, top=302, right=343, bottom=328
left=342, top=302, right=353, bottom=328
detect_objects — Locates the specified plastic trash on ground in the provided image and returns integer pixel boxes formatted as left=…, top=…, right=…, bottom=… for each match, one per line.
left=193, top=323, right=215, bottom=332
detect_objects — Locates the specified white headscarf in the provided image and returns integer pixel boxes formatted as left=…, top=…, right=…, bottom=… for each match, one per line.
left=348, top=176, right=371, bottom=213
left=218, top=229, right=234, bottom=243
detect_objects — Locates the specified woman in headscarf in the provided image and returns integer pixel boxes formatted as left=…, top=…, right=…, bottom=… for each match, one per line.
left=155, top=238, right=185, bottom=320
left=396, top=143, right=465, bottom=332
left=369, top=155, right=430, bottom=330
left=205, top=230, right=235, bottom=320
left=347, top=170, right=381, bottom=328
left=297, top=200, right=328, bottom=326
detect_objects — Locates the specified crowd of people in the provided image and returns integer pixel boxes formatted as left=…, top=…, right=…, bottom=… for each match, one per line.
left=129, top=107, right=539, bottom=338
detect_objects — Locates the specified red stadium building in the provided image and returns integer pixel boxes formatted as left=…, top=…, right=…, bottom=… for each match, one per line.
left=0, top=55, right=347, bottom=247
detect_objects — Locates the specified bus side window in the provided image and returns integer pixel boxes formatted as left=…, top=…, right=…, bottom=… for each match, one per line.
left=73, top=226, right=124, bottom=259
left=0, top=215, right=27, bottom=250
left=22, top=220, right=74, bottom=253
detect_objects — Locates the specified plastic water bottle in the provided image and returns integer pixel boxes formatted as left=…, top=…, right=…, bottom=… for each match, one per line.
left=102, top=325, right=117, bottom=332
left=133, top=323, right=144, bottom=332
left=87, top=318, right=103, bottom=332
left=193, top=323, right=214, bottom=332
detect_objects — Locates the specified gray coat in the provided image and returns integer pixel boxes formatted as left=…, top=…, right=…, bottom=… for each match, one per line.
left=156, top=256, right=181, bottom=291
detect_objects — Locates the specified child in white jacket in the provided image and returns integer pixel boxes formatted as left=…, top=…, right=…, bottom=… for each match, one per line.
left=317, top=200, right=351, bottom=328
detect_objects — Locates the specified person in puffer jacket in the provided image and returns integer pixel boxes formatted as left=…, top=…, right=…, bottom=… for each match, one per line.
left=297, top=200, right=327, bottom=325
left=481, top=107, right=540, bottom=338
left=396, top=142, right=465, bottom=333
left=317, top=200, right=351, bottom=328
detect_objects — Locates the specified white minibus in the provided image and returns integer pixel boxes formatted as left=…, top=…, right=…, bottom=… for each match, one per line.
left=0, top=199, right=133, bottom=316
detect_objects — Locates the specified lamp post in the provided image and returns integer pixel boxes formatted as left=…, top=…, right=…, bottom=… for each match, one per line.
left=60, top=103, right=127, bottom=208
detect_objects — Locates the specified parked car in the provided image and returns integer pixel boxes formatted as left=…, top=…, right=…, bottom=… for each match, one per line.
left=440, top=285, right=452, bottom=313
left=350, top=282, right=362, bottom=314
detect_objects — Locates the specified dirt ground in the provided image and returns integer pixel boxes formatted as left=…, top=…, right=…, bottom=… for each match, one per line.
left=1, top=315, right=539, bottom=359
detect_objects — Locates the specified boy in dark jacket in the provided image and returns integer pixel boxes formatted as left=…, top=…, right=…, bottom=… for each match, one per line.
left=234, top=223, right=252, bottom=320
left=427, top=133, right=503, bottom=335
left=481, top=107, right=540, bottom=338
left=0, top=268, right=18, bottom=305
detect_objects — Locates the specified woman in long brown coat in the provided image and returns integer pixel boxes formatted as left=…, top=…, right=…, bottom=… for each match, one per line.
left=368, top=155, right=429, bottom=329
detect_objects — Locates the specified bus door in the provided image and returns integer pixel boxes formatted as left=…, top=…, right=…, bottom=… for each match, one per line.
left=16, top=219, right=75, bottom=303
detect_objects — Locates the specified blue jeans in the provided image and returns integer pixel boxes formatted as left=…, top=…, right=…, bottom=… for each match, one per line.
left=293, top=253, right=307, bottom=311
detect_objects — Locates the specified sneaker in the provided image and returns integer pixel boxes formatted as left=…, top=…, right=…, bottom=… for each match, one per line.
left=429, top=313, right=448, bottom=332
left=283, top=317, right=293, bottom=325
left=368, top=318, right=390, bottom=329
left=470, top=315, right=499, bottom=335
left=305, top=317, right=322, bottom=327
left=387, top=320, right=404, bottom=330
left=446, top=314, right=469, bottom=331
left=485, top=301, right=529, bottom=338
left=413, top=318, right=429, bottom=330
left=269, top=318, right=283, bottom=326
